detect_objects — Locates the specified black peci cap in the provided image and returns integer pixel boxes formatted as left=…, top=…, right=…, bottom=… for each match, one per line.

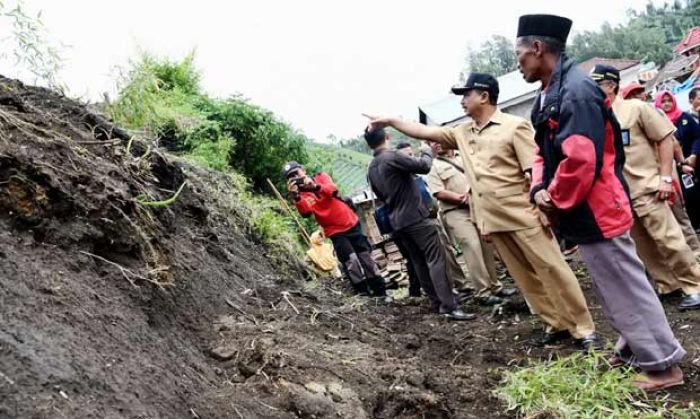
left=590, top=64, right=620, bottom=83
left=517, top=14, right=573, bottom=43
left=282, top=161, right=303, bottom=178
left=452, top=72, right=499, bottom=101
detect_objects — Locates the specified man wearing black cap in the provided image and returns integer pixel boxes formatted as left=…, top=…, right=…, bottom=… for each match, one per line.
left=364, top=73, right=598, bottom=348
left=592, top=64, right=700, bottom=311
left=364, top=128, right=476, bottom=321
left=282, top=162, right=386, bottom=297
left=516, top=14, right=685, bottom=391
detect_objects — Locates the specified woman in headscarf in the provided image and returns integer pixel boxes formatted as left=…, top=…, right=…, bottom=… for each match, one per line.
left=656, top=91, right=700, bottom=229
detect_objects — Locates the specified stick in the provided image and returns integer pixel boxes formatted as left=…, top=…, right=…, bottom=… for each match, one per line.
left=281, top=291, right=300, bottom=315
left=266, top=178, right=311, bottom=246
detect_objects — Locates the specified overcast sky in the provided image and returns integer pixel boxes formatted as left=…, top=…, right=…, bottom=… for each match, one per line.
left=4, top=1, right=656, bottom=141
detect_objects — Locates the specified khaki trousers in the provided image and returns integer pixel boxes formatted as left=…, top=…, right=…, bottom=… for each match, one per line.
left=443, top=209, right=501, bottom=297
left=491, top=226, right=595, bottom=339
left=669, top=195, right=700, bottom=255
left=631, top=195, right=700, bottom=295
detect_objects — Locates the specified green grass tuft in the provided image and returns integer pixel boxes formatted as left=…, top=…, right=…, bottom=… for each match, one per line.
left=497, top=351, right=699, bottom=418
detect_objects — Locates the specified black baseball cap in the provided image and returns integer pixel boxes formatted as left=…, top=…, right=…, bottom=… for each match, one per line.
left=590, top=64, right=620, bottom=83
left=282, top=161, right=303, bottom=178
left=452, top=72, right=499, bottom=100
left=517, top=14, right=573, bottom=44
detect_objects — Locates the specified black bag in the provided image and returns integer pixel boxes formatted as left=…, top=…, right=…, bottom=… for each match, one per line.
left=373, top=204, right=393, bottom=235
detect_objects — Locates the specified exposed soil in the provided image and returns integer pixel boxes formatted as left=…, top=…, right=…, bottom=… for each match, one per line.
left=0, top=75, right=698, bottom=419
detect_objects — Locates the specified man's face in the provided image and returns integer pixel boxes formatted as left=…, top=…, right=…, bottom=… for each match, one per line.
left=596, top=80, right=616, bottom=97
left=428, top=140, right=445, bottom=156
left=460, top=90, right=485, bottom=116
left=287, top=167, right=306, bottom=180
left=692, top=94, right=700, bottom=110
left=398, top=146, right=414, bottom=157
left=515, top=38, right=541, bottom=83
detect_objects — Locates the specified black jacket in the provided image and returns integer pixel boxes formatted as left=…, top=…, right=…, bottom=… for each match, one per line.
left=530, top=54, right=633, bottom=244
left=368, top=148, right=431, bottom=231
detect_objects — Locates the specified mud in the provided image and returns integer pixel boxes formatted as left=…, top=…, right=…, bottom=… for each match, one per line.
left=0, top=76, right=697, bottom=419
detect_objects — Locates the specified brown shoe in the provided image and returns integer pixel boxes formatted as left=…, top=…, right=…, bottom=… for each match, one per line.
left=632, top=366, right=684, bottom=392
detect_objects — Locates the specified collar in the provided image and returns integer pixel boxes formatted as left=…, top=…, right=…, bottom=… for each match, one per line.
left=470, top=108, right=505, bottom=132
left=373, top=147, right=390, bottom=157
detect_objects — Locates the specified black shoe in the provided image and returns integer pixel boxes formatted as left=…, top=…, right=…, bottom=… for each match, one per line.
left=680, top=293, right=700, bottom=310
left=351, top=280, right=370, bottom=295
left=366, top=277, right=387, bottom=297
left=534, top=330, right=572, bottom=346
left=439, top=308, right=477, bottom=321
left=496, top=287, right=518, bottom=297
left=578, top=333, right=602, bottom=351
left=478, top=295, right=504, bottom=306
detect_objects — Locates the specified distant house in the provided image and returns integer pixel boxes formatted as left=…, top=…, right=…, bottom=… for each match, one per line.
left=674, top=27, right=700, bottom=56
left=649, top=27, right=700, bottom=110
left=418, top=58, right=649, bottom=126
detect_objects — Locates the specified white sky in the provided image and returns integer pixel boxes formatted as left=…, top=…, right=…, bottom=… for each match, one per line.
left=4, top=1, right=656, bottom=141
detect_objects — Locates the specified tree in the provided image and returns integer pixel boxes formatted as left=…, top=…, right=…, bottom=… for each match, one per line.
left=459, top=35, right=517, bottom=81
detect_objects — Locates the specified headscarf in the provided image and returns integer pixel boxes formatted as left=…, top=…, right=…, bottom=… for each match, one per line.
left=620, top=83, right=645, bottom=100
left=655, top=91, right=683, bottom=124
left=306, top=230, right=338, bottom=272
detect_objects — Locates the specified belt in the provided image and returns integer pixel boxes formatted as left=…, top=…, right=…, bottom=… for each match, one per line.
left=441, top=204, right=468, bottom=215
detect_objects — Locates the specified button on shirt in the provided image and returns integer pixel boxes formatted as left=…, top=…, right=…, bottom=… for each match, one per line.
left=426, top=155, right=469, bottom=214
left=612, top=97, right=676, bottom=202
left=432, top=109, right=541, bottom=234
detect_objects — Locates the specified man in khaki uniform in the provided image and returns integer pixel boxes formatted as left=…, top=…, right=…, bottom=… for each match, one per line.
left=426, top=140, right=516, bottom=304
left=365, top=73, right=598, bottom=348
left=593, top=65, right=700, bottom=310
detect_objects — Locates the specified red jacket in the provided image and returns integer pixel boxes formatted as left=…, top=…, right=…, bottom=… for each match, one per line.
left=530, top=55, right=633, bottom=244
left=294, top=172, right=358, bottom=237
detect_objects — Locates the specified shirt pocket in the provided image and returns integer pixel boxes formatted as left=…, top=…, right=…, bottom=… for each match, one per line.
left=493, top=184, right=527, bottom=198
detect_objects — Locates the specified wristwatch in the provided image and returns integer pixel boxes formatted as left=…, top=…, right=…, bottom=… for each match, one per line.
left=661, top=175, right=673, bottom=184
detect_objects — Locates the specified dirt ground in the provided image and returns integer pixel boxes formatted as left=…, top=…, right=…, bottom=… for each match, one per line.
left=0, top=75, right=698, bottom=419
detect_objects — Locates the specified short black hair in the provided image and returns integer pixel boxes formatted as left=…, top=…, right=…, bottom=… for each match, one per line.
left=364, top=127, right=386, bottom=149
left=395, top=142, right=411, bottom=150
left=475, top=89, right=499, bottom=105
left=690, top=87, right=700, bottom=101
left=518, top=35, right=565, bottom=55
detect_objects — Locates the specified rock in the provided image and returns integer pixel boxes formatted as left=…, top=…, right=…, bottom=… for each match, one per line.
left=304, top=382, right=326, bottom=394
left=327, top=382, right=344, bottom=402
left=208, top=345, right=236, bottom=361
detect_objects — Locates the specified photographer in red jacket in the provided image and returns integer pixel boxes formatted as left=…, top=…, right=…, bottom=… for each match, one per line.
left=283, top=161, right=386, bottom=297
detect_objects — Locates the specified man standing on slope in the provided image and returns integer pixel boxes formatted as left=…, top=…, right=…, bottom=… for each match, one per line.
left=283, top=162, right=386, bottom=298
left=516, top=14, right=685, bottom=391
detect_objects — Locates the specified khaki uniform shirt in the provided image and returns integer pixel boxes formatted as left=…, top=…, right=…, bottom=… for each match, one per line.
left=433, top=109, right=541, bottom=234
left=426, top=154, right=469, bottom=213
left=612, top=97, right=676, bottom=202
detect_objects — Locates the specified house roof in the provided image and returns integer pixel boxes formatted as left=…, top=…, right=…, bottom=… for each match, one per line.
left=674, top=27, right=700, bottom=55
left=577, top=57, right=641, bottom=74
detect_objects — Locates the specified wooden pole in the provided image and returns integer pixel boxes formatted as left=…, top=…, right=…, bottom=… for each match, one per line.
left=266, top=178, right=312, bottom=246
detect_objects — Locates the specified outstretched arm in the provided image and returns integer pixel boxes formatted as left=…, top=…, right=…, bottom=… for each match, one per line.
left=363, top=114, right=457, bottom=148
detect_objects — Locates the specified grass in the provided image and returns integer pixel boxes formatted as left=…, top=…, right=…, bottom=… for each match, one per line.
left=497, top=351, right=699, bottom=418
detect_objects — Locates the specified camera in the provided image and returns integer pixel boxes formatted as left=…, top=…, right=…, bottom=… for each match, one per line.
left=291, top=176, right=306, bottom=187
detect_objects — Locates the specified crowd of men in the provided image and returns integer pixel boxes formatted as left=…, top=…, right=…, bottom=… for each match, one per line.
left=282, top=14, right=700, bottom=392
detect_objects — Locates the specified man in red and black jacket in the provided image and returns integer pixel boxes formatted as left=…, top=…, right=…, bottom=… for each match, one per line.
left=283, top=161, right=386, bottom=297
left=516, top=14, right=685, bottom=391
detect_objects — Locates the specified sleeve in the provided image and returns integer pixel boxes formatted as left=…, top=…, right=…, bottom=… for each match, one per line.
left=426, top=164, right=446, bottom=196
left=294, top=195, right=313, bottom=217
left=314, top=172, right=338, bottom=197
left=388, top=150, right=433, bottom=175
left=529, top=144, right=545, bottom=202
left=688, top=116, right=700, bottom=156
left=546, top=95, right=604, bottom=210
left=432, top=126, right=459, bottom=150
left=639, top=103, right=676, bottom=143
left=512, top=119, right=537, bottom=172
